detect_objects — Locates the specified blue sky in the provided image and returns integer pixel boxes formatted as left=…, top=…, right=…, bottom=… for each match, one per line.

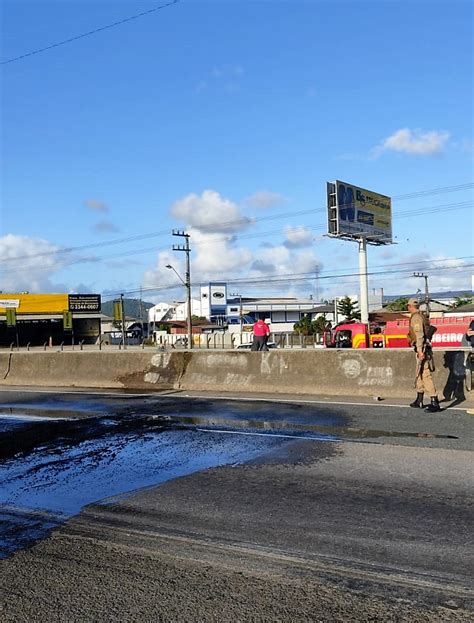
left=1, top=0, right=473, bottom=302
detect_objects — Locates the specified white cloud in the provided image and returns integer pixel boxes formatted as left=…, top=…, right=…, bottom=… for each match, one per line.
left=424, top=256, right=472, bottom=293
left=92, top=219, right=119, bottom=234
left=283, top=225, right=313, bottom=249
left=142, top=250, right=186, bottom=295
left=373, top=128, right=450, bottom=157
left=251, top=245, right=290, bottom=275
left=171, top=189, right=251, bottom=233
left=144, top=188, right=324, bottom=300
left=0, top=234, right=65, bottom=292
left=211, top=64, right=243, bottom=78
left=243, top=190, right=287, bottom=210
left=143, top=231, right=253, bottom=298
left=250, top=244, right=322, bottom=286
left=84, top=199, right=108, bottom=213
left=190, top=228, right=252, bottom=278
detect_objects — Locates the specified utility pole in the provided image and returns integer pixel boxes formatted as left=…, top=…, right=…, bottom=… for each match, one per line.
left=139, top=286, right=144, bottom=337
left=120, top=293, right=126, bottom=350
left=172, top=230, right=193, bottom=349
left=413, top=272, right=430, bottom=315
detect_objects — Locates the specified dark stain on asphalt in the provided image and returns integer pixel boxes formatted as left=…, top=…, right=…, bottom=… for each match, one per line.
left=0, top=395, right=461, bottom=561
left=0, top=398, right=345, bottom=559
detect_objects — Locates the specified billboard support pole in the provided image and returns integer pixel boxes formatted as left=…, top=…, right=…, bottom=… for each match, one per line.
left=358, top=236, right=369, bottom=325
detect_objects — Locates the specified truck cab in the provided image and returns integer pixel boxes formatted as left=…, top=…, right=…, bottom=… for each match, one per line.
left=325, top=322, right=370, bottom=349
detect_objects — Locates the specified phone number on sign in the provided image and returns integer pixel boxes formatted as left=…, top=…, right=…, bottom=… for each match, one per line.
left=70, top=303, right=99, bottom=311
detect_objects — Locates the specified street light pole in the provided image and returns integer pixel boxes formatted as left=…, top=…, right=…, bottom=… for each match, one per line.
left=171, top=231, right=193, bottom=349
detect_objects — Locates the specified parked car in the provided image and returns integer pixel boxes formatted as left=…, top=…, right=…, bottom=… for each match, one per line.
left=236, top=341, right=277, bottom=350
left=102, top=330, right=141, bottom=346
left=173, top=337, right=189, bottom=348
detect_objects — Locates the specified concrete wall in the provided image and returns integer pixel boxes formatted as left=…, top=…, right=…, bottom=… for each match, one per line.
left=0, top=349, right=469, bottom=399
left=0, top=351, right=184, bottom=391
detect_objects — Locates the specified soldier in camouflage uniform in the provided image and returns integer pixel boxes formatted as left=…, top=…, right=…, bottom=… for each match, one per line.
left=407, top=298, right=441, bottom=412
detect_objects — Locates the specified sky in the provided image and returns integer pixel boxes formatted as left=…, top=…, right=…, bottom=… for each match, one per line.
left=1, top=0, right=473, bottom=304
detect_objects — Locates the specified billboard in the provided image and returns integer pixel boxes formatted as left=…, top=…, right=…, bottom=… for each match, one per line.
left=68, top=294, right=101, bottom=313
left=0, top=293, right=101, bottom=315
left=0, top=294, right=69, bottom=314
left=327, top=180, right=392, bottom=244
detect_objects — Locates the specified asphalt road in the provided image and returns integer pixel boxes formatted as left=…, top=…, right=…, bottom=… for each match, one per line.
left=1, top=387, right=473, bottom=622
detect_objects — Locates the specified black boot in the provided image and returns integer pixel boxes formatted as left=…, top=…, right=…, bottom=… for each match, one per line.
left=410, top=392, right=424, bottom=408
left=425, top=396, right=441, bottom=413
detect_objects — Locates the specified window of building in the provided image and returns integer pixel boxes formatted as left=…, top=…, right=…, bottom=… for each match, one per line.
left=271, top=311, right=286, bottom=322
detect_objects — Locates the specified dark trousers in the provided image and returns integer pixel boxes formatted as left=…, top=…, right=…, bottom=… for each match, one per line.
left=251, top=335, right=268, bottom=351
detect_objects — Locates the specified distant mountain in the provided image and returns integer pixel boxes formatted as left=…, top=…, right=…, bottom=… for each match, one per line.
left=102, top=298, right=154, bottom=319
left=383, top=289, right=472, bottom=301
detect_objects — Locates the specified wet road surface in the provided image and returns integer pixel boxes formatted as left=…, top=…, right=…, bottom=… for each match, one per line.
left=1, top=388, right=473, bottom=621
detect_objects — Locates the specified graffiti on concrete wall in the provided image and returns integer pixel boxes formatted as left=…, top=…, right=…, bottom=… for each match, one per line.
left=338, top=353, right=394, bottom=387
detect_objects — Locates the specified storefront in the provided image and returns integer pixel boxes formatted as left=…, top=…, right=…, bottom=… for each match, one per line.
left=0, top=294, right=102, bottom=346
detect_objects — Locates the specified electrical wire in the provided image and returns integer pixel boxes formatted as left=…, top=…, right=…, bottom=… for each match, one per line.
left=2, top=183, right=473, bottom=265
left=1, top=0, right=180, bottom=66
left=103, top=258, right=474, bottom=298
left=2, top=199, right=473, bottom=278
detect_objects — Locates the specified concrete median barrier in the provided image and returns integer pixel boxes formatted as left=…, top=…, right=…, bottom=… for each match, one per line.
left=0, top=348, right=470, bottom=400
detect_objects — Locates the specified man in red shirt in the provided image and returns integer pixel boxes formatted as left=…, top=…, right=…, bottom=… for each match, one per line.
left=251, top=318, right=271, bottom=351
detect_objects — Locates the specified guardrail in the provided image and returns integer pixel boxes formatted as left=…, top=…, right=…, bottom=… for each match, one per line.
left=0, top=333, right=322, bottom=352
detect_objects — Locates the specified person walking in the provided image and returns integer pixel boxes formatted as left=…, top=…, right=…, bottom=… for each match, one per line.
left=407, top=298, right=441, bottom=412
left=251, top=318, right=270, bottom=351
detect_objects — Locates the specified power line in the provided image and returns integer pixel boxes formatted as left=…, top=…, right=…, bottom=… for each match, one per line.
left=2, top=198, right=472, bottom=279
left=103, top=257, right=474, bottom=298
left=391, top=182, right=474, bottom=201
left=1, top=1, right=179, bottom=66
left=2, top=199, right=473, bottom=278
left=2, top=183, right=473, bottom=265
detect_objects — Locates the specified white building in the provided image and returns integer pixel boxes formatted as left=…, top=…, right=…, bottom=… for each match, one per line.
left=226, top=296, right=324, bottom=333
left=148, top=299, right=202, bottom=325
left=148, top=302, right=173, bottom=324
left=149, top=282, right=338, bottom=333
left=173, top=298, right=203, bottom=321
left=199, top=283, right=228, bottom=323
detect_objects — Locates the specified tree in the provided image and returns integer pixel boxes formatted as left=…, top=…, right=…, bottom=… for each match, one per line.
left=312, top=315, right=328, bottom=335
left=293, top=315, right=313, bottom=336
left=337, top=296, right=360, bottom=321
left=293, top=314, right=328, bottom=335
left=450, top=295, right=474, bottom=309
left=385, top=296, right=409, bottom=311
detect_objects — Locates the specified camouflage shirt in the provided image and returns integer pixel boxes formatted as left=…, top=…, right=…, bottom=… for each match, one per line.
left=408, top=311, right=428, bottom=352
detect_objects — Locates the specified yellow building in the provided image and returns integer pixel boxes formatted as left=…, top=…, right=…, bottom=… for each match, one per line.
left=0, top=293, right=102, bottom=346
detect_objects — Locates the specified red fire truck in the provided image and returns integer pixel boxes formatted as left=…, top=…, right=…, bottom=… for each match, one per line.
left=324, top=316, right=473, bottom=349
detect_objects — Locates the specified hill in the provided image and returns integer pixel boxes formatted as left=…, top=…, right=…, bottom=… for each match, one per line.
left=102, top=298, right=155, bottom=320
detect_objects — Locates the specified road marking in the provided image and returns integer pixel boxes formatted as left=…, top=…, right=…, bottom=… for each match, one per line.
left=196, top=428, right=337, bottom=441
left=0, top=387, right=471, bottom=412
left=183, top=393, right=472, bottom=412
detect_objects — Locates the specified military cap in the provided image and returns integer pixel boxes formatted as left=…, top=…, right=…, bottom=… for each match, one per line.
left=407, top=297, right=419, bottom=307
